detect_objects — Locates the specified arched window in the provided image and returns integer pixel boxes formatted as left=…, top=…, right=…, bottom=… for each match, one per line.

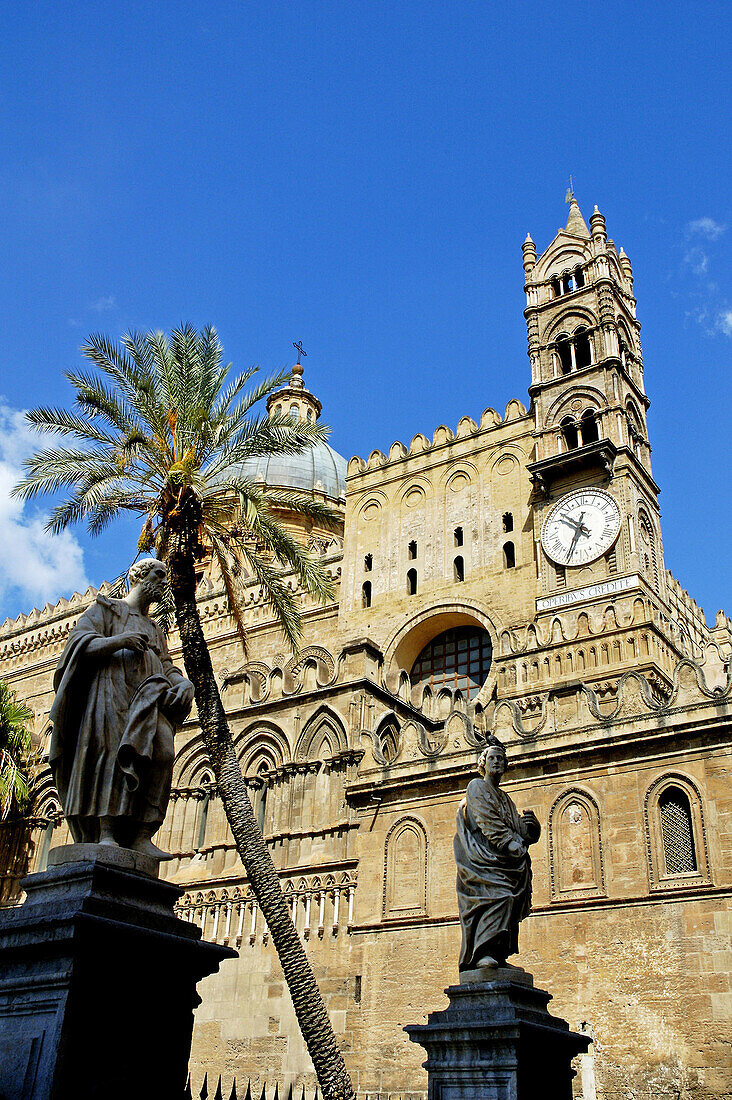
left=574, top=265, right=585, bottom=289
left=410, top=626, right=492, bottom=701
left=659, top=788, right=697, bottom=875
left=561, top=416, right=579, bottom=450
left=502, top=512, right=513, bottom=533
left=306, top=408, right=313, bottom=422
left=453, top=556, right=464, bottom=582
left=364, top=553, right=373, bottom=572
left=290, top=403, right=299, bottom=418
left=551, top=276, right=561, bottom=298
left=362, top=581, right=372, bottom=608
left=580, top=408, right=599, bottom=445
left=454, top=526, right=463, bottom=547
left=275, top=403, right=282, bottom=415
left=574, top=327, right=592, bottom=369
left=407, top=568, right=417, bottom=595
left=644, top=775, right=709, bottom=887
left=562, top=272, right=574, bottom=294
left=557, top=334, right=573, bottom=374
left=408, top=540, right=417, bottom=560
left=503, top=541, right=515, bottom=569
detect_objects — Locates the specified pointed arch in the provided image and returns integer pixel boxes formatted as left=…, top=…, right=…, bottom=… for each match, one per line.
left=296, top=705, right=348, bottom=761
left=644, top=773, right=710, bottom=889
left=237, top=722, right=290, bottom=774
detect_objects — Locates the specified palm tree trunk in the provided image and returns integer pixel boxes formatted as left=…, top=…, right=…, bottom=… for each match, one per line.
left=167, top=504, right=355, bottom=1100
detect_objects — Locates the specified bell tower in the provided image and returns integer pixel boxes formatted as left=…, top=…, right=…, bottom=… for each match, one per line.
left=514, top=194, right=713, bottom=698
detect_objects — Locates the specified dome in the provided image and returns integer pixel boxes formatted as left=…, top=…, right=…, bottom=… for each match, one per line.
left=239, top=440, right=347, bottom=500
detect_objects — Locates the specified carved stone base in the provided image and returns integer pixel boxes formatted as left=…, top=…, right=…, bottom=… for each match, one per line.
left=0, top=844, right=236, bottom=1100
left=405, top=969, right=590, bottom=1100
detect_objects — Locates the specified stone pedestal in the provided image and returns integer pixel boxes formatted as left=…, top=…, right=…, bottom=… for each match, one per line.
left=0, top=844, right=236, bottom=1100
left=405, top=967, right=590, bottom=1100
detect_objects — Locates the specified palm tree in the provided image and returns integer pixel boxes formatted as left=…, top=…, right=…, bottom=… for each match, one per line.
left=0, top=680, right=34, bottom=822
left=13, top=325, right=355, bottom=1100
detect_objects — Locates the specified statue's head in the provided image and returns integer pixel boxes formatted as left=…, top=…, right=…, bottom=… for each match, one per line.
left=128, top=558, right=167, bottom=604
left=478, top=737, right=507, bottom=781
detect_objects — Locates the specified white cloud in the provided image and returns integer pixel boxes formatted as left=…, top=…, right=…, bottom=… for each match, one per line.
left=0, top=402, right=89, bottom=615
left=687, top=217, right=726, bottom=241
left=684, top=247, right=709, bottom=275
left=90, top=295, right=116, bottom=312
left=718, top=310, right=732, bottom=338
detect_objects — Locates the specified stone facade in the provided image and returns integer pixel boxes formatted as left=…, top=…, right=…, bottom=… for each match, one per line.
left=1, top=198, right=731, bottom=1099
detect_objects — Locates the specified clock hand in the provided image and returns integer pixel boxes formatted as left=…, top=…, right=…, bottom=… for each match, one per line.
left=567, top=512, right=585, bottom=560
left=560, top=515, right=591, bottom=537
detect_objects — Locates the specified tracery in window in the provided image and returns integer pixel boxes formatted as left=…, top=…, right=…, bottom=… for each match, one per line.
left=409, top=626, right=492, bottom=701
left=659, top=787, right=697, bottom=875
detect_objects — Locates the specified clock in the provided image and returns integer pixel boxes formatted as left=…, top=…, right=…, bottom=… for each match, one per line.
left=541, top=488, right=621, bottom=567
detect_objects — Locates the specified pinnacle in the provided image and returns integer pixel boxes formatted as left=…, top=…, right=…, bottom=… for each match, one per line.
left=565, top=197, right=590, bottom=238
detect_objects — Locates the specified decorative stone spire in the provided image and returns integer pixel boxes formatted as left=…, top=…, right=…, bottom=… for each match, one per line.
left=590, top=205, right=607, bottom=247
left=565, top=196, right=590, bottom=238
left=522, top=232, right=537, bottom=276
left=619, top=246, right=634, bottom=293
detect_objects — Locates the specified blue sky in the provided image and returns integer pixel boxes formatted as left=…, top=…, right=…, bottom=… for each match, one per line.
left=0, top=1, right=730, bottom=623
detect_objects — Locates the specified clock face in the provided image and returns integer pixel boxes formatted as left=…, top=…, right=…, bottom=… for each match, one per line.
left=541, top=489, right=621, bottom=567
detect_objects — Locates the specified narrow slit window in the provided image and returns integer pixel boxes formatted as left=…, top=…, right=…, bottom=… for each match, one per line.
left=502, top=512, right=514, bottom=533
left=256, top=763, right=269, bottom=832
left=408, top=540, right=417, bottom=560
left=503, top=541, right=515, bottom=569
left=454, top=556, right=464, bottom=582
left=364, top=553, right=373, bottom=572
left=407, top=568, right=417, bottom=595
left=362, top=581, right=372, bottom=608
left=454, top=526, right=463, bottom=547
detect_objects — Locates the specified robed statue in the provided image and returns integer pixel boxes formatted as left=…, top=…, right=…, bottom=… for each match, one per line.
left=454, top=738, right=540, bottom=971
left=49, top=558, right=194, bottom=859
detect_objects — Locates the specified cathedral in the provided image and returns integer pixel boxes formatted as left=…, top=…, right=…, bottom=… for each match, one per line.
left=1, top=197, right=731, bottom=1099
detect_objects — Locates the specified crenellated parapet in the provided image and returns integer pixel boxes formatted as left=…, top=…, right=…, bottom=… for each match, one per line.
left=346, top=399, right=529, bottom=478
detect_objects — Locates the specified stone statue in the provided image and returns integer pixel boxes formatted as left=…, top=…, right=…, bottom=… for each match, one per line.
left=454, top=738, right=540, bottom=971
left=49, top=558, right=194, bottom=858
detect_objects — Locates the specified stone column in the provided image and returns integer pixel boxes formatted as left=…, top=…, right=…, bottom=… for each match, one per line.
left=406, top=966, right=590, bottom=1100
left=0, top=843, right=236, bottom=1100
